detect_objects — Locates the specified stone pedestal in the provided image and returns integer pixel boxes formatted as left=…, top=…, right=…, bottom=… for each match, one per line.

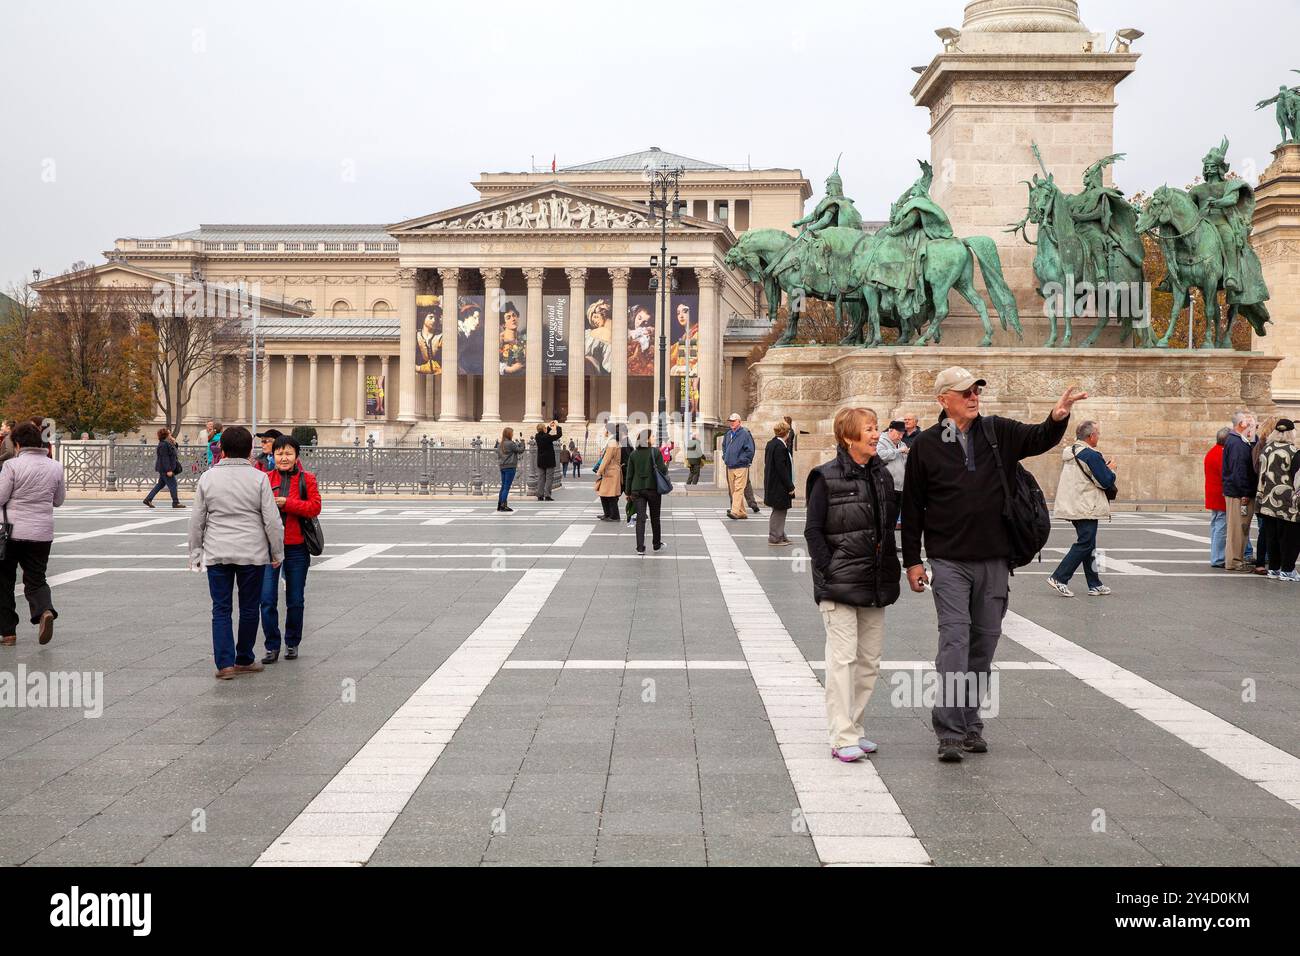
left=750, top=346, right=1280, bottom=507
left=909, top=1, right=1138, bottom=343
left=1251, top=143, right=1300, bottom=410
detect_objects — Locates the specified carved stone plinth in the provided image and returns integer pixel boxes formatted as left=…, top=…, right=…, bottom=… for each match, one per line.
left=750, top=346, right=1281, bottom=506
left=1251, top=143, right=1300, bottom=407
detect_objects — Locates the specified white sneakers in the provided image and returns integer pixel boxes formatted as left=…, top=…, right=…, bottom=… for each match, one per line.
left=1088, top=585, right=1112, bottom=596
left=1047, top=578, right=1074, bottom=598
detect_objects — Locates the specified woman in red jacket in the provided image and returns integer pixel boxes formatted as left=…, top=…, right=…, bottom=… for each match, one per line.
left=260, top=435, right=322, bottom=662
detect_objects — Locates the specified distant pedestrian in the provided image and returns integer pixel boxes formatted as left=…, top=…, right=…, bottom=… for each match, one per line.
left=662, top=441, right=675, bottom=466
left=254, top=429, right=283, bottom=472
left=594, top=424, right=623, bottom=521
left=572, top=448, right=583, bottom=477
left=0, top=421, right=67, bottom=647
left=804, top=407, right=900, bottom=762
left=783, top=415, right=798, bottom=454
left=1205, top=427, right=1231, bottom=568
left=1251, top=416, right=1277, bottom=573
left=625, top=428, right=669, bottom=554
left=902, top=367, right=1084, bottom=762
left=900, top=414, right=922, bottom=449
left=205, top=420, right=224, bottom=466
left=1222, top=410, right=1259, bottom=573
left=535, top=421, right=561, bottom=501
left=876, top=420, right=908, bottom=494
left=686, top=434, right=704, bottom=485
left=560, top=441, right=572, bottom=478
left=1047, top=420, right=1116, bottom=597
left=497, top=427, right=525, bottom=513
left=0, top=421, right=15, bottom=469
left=764, top=421, right=796, bottom=546
left=722, top=413, right=756, bottom=520
left=1255, top=419, right=1300, bottom=581
left=621, top=431, right=636, bottom=525
left=261, top=435, right=322, bottom=662
left=143, top=427, right=184, bottom=509
left=186, top=426, right=283, bottom=679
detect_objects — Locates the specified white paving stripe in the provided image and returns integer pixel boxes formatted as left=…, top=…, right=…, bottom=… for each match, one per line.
left=500, top=659, right=1057, bottom=672
left=54, top=516, right=188, bottom=543
left=420, top=518, right=453, bottom=526
left=1147, top=528, right=1213, bottom=544
left=553, top=524, right=595, bottom=549
left=310, top=543, right=394, bottom=570
left=28, top=569, right=107, bottom=589
left=699, top=519, right=930, bottom=866
left=1002, top=612, right=1300, bottom=811
left=255, top=567, right=565, bottom=865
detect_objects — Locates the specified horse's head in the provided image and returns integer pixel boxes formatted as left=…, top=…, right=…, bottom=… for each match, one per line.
left=1135, top=186, right=1171, bottom=234
left=724, top=237, right=761, bottom=280
left=1025, top=175, right=1056, bottom=225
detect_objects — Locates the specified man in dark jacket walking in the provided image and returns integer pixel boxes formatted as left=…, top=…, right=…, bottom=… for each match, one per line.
left=1221, top=410, right=1259, bottom=572
left=722, top=413, right=756, bottom=519
left=534, top=421, right=562, bottom=500
left=764, top=422, right=796, bottom=545
left=901, top=367, right=1085, bottom=763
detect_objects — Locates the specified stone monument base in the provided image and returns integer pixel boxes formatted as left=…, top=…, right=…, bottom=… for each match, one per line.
left=749, top=347, right=1281, bottom=506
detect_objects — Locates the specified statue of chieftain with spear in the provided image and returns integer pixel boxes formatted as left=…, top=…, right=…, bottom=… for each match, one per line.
left=1257, top=71, right=1300, bottom=145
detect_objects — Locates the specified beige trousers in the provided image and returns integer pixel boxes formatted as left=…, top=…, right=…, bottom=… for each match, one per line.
left=1224, top=496, right=1255, bottom=570
left=727, top=467, right=749, bottom=517
left=820, top=601, right=886, bottom=750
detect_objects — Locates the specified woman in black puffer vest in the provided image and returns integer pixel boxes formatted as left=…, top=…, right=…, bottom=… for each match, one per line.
left=804, top=407, right=901, bottom=763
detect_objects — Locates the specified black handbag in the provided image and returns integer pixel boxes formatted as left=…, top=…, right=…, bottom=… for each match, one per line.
left=0, top=504, right=11, bottom=562
left=981, top=418, right=1052, bottom=568
left=654, top=448, right=673, bottom=495
left=1073, top=448, right=1118, bottom=502
left=295, top=472, right=324, bottom=557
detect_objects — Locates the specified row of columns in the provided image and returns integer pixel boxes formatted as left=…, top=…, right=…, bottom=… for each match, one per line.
left=218, top=353, right=394, bottom=426
left=396, top=264, right=721, bottom=425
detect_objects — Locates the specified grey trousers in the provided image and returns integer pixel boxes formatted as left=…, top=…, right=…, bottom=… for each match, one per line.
left=537, top=466, right=557, bottom=499
left=768, top=508, right=788, bottom=542
left=745, top=470, right=759, bottom=510
left=928, top=557, right=1009, bottom=741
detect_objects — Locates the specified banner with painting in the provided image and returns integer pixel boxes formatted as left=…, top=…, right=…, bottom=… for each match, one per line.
left=542, top=295, right=569, bottom=377
left=365, top=375, right=386, bottom=416
left=454, top=295, right=485, bottom=375
left=626, top=295, right=655, bottom=377
left=415, top=295, right=443, bottom=375
left=498, top=296, right=526, bottom=377
left=584, top=295, right=613, bottom=376
left=670, top=295, right=700, bottom=416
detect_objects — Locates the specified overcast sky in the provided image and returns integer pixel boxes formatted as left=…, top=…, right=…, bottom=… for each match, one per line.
left=2, top=0, right=1298, bottom=288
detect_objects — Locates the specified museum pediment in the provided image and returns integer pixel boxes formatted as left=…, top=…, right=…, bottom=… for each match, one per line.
left=389, top=183, right=717, bottom=235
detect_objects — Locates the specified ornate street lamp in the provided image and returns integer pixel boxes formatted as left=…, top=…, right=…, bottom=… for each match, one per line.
left=647, top=164, right=684, bottom=447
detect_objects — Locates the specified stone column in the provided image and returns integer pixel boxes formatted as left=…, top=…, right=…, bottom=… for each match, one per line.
left=523, top=267, right=545, bottom=423
left=212, top=359, right=226, bottom=421
left=481, top=267, right=503, bottom=423
left=565, top=267, right=587, bottom=423
left=331, top=355, right=343, bottom=423
left=283, top=354, right=296, bottom=422
left=397, top=267, right=418, bottom=421
left=1253, top=143, right=1300, bottom=404
left=696, top=267, right=720, bottom=426
left=438, top=267, right=461, bottom=420
left=380, top=355, right=392, bottom=421
left=609, top=267, right=630, bottom=422
left=260, top=354, right=272, bottom=424
left=237, top=357, right=248, bottom=423
left=355, top=354, right=367, bottom=423
left=307, top=355, right=319, bottom=423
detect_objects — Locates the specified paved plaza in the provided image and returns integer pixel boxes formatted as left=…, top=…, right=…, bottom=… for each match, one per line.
left=0, top=473, right=1297, bottom=868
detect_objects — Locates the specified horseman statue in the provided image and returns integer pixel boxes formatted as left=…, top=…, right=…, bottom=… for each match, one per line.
left=765, top=155, right=863, bottom=288
left=869, top=161, right=954, bottom=320
left=1134, top=137, right=1270, bottom=348
left=1008, top=146, right=1147, bottom=347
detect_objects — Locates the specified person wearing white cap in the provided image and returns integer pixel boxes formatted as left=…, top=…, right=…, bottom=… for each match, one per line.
left=721, top=413, right=756, bottom=519
left=901, top=366, right=1086, bottom=763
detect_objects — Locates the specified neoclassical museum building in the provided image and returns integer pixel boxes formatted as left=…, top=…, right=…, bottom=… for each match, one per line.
left=55, top=148, right=812, bottom=445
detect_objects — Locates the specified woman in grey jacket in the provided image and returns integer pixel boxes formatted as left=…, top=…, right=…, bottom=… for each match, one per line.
left=0, top=421, right=67, bottom=646
left=497, top=427, right=525, bottom=513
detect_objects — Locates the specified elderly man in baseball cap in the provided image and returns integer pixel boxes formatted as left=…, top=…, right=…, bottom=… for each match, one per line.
left=254, top=429, right=284, bottom=473
left=900, top=366, right=1087, bottom=763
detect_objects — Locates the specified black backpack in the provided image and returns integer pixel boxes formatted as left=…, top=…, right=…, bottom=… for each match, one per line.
left=980, top=417, right=1051, bottom=568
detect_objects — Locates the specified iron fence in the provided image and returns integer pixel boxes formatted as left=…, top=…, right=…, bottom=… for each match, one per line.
left=55, top=435, right=543, bottom=496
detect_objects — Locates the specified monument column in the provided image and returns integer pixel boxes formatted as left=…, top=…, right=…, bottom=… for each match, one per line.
left=331, top=355, right=343, bottom=423
left=523, top=267, right=546, bottom=422
left=283, top=354, right=295, bottom=422
left=609, top=267, right=630, bottom=422
left=695, top=267, right=720, bottom=426
left=306, top=355, right=318, bottom=422
left=910, top=0, right=1138, bottom=335
left=481, top=267, right=503, bottom=423
left=437, top=267, right=461, bottom=420
left=565, top=267, right=587, bottom=423
left=1253, top=144, right=1300, bottom=406
left=397, top=267, right=418, bottom=421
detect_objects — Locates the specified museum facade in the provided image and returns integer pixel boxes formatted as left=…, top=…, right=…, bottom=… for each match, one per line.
left=67, top=148, right=811, bottom=445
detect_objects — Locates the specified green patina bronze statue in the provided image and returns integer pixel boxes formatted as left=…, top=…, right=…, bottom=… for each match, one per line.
left=1008, top=146, right=1149, bottom=347
left=764, top=155, right=863, bottom=287
left=1134, top=137, right=1270, bottom=348
left=1256, top=73, right=1300, bottom=145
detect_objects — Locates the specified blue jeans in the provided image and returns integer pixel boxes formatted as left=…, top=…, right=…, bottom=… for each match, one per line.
left=499, top=467, right=516, bottom=506
left=1253, top=512, right=1267, bottom=567
left=1209, top=510, right=1226, bottom=566
left=1052, top=519, right=1102, bottom=589
left=144, top=472, right=179, bottom=505
left=208, top=564, right=263, bottom=669
left=261, top=543, right=310, bottom=652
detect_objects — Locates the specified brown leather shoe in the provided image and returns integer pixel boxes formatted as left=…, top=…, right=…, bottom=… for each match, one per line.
left=215, top=667, right=236, bottom=680
left=231, top=661, right=265, bottom=675
left=1, top=635, right=15, bottom=647
left=37, top=611, right=54, bottom=645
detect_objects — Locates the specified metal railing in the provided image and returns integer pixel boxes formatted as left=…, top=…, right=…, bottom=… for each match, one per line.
left=55, top=435, right=546, bottom=496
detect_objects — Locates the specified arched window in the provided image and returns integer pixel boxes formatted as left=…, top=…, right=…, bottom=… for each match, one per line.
left=330, top=299, right=351, bottom=317
left=370, top=299, right=392, bottom=316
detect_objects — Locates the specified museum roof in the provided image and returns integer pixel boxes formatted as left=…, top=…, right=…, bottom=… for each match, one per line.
left=240, top=315, right=399, bottom=340
left=558, top=147, right=732, bottom=173
left=159, top=224, right=394, bottom=243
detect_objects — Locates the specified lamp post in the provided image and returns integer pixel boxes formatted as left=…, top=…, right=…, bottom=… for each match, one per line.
left=647, top=164, right=683, bottom=447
